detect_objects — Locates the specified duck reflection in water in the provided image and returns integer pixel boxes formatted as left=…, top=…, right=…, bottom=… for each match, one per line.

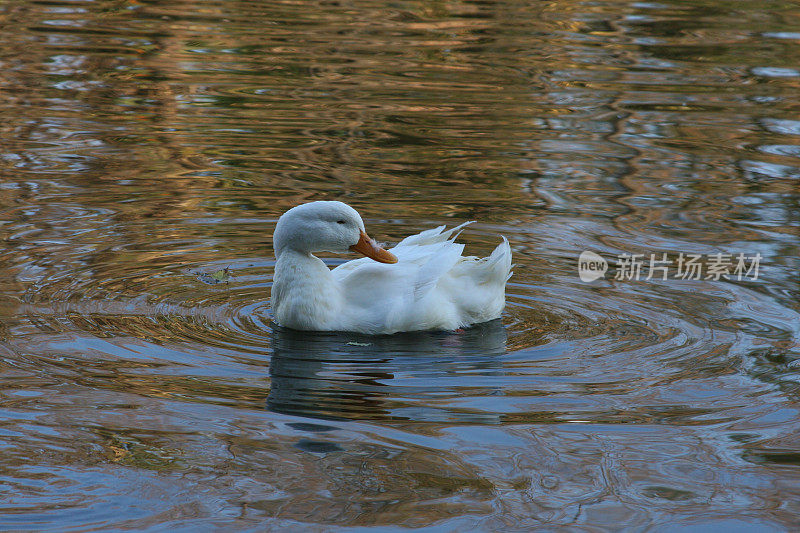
left=267, top=320, right=508, bottom=423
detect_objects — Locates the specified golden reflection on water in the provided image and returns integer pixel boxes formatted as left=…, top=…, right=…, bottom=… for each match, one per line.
left=0, top=0, right=799, bottom=529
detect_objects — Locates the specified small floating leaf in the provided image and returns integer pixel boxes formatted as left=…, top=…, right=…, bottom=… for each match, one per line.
left=196, top=266, right=232, bottom=285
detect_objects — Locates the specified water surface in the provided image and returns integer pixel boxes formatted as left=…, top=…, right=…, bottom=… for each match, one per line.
left=1, top=0, right=799, bottom=530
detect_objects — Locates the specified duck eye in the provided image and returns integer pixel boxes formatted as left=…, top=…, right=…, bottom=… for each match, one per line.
left=336, top=220, right=346, bottom=224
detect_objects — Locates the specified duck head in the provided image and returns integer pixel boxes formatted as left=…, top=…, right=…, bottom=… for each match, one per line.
left=273, top=201, right=397, bottom=264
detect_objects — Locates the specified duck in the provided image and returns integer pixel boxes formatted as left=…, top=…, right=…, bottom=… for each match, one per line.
left=270, top=201, right=512, bottom=335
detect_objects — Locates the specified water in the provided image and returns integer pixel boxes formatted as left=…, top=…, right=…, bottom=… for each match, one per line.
left=1, top=0, right=799, bottom=529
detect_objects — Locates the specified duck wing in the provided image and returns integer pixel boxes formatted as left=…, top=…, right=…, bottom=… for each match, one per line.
left=330, top=223, right=471, bottom=333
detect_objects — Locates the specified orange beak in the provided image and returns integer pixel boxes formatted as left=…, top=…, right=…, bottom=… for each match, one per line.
left=349, top=230, right=398, bottom=264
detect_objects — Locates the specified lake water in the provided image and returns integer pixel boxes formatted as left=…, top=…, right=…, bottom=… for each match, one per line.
left=1, top=0, right=799, bottom=530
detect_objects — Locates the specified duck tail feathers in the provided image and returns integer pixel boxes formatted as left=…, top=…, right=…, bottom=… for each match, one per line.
left=484, top=236, right=513, bottom=282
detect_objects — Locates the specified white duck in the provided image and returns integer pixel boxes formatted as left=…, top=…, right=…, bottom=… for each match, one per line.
left=270, top=201, right=512, bottom=335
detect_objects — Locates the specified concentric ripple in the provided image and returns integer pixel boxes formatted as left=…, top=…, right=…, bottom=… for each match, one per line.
left=9, top=217, right=795, bottom=428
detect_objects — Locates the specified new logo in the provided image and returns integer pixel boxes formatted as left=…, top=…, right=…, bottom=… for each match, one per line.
left=578, top=251, right=608, bottom=282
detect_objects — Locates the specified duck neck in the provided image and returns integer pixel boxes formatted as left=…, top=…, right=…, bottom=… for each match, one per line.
left=272, top=249, right=341, bottom=330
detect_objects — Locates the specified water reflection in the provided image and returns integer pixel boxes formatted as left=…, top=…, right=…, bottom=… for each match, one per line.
left=268, top=321, right=507, bottom=422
